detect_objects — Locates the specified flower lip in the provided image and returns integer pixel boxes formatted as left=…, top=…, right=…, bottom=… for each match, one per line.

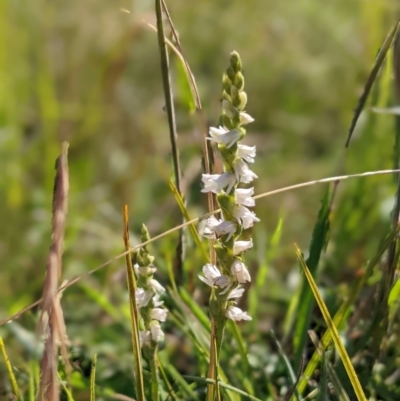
left=208, top=126, right=242, bottom=149
left=226, top=306, right=252, bottom=321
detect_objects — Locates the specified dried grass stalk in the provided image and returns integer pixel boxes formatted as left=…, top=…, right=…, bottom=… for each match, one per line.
left=37, top=142, right=69, bottom=401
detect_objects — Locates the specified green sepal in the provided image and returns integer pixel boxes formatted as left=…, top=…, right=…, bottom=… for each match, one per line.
left=219, top=142, right=238, bottom=169
left=222, top=74, right=232, bottom=93
left=233, top=72, right=244, bottom=91
left=238, top=92, right=248, bottom=110
left=217, top=192, right=236, bottom=220
left=230, top=51, right=242, bottom=72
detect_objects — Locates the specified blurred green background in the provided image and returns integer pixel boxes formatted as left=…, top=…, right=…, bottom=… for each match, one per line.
left=1, top=0, right=400, bottom=397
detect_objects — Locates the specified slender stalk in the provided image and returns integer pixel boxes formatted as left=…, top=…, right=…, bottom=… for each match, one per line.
left=123, top=206, right=145, bottom=401
left=154, top=0, right=184, bottom=280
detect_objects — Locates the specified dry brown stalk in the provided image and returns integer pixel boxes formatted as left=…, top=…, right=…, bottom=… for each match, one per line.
left=37, top=142, right=69, bottom=401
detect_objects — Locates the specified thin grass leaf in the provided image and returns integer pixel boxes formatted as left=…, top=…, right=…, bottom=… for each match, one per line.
left=184, top=376, right=265, bottom=401
left=293, top=187, right=331, bottom=370
left=169, top=179, right=208, bottom=262
left=79, top=282, right=121, bottom=321
left=154, top=0, right=184, bottom=281
left=346, top=19, right=400, bottom=147
left=297, top=223, right=400, bottom=395
left=122, top=205, right=145, bottom=401
left=58, top=372, right=75, bottom=401
left=157, top=356, right=180, bottom=401
left=166, top=364, right=202, bottom=401
left=90, top=354, right=97, bottom=401
left=308, top=331, right=351, bottom=401
left=0, top=337, right=22, bottom=401
left=295, top=247, right=367, bottom=401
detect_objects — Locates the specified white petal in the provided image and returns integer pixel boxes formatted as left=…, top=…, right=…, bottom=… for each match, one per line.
left=151, top=307, right=168, bottom=322
left=150, top=279, right=166, bottom=294
left=226, top=306, right=252, bottom=321
left=151, top=324, right=165, bottom=342
left=199, top=264, right=222, bottom=287
left=208, top=126, right=242, bottom=148
left=233, top=239, right=253, bottom=255
left=231, top=260, right=251, bottom=283
left=239, top=112, right=255, bottom=125
left=235, top=187, right=255, bottom=206
left=152, top=294, right=164, bottom=307
left=214, top=275, right=232, bottom=292
left=201, top=173, right=237, bottom=194
left=136, top=288, right=153, bottom=308
left=139, top=330, right=151, bottom=346
left=233, top=159, right=258, bottom=184
left=214, top=220, right=237, bottom=241
left=238, top=144, right=256, bottom=164
left=202, top=216, right=221, bottom=239
left=228, top=286, right=245, bottom=299
left=233, top=205, right=260, bottom=229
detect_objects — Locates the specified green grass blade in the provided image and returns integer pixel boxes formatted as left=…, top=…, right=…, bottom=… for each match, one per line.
left=295, top=247, right=367, bottom=401
left=184, top=376, right=265, bottom=401
left=297, top=224, right=400, bottom=395
left=0, top=337, right=22, bottom=401
left=346, top=19, right=400, bottom=147
left=293, top=187, right=331, bottom=369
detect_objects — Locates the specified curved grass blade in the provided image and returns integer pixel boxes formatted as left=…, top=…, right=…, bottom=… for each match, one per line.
left=184, top=376, right=265, bottom=401
left=295, top=247, right=367, bottom=401
left=296, top=223, right=400, bottom=395
left=0, top=337, right=21, bottom=401
left=293, top=187, right=331, bottom=370
left=346, top=19, right=400, bottom=147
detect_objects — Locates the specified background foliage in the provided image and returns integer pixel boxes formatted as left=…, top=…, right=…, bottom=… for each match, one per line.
left=1, top=0, right=400, bottom=399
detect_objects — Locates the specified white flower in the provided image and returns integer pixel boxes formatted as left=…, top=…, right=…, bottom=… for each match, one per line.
left=237, top=144, right=256, bottom=163
left=136, top=288, right=153, bottom=308
left=208, top=126, right=242, bottom=148
left=151, top=323, right=165, bottom=342
left=233, top=205, right=260, bottom=229
left=235, top=187, right=255, bottom=207
left=199, top=263, right=231, bottom=292
left=150, top=279, right=165, bottom=294
left=231, top=260, right=251, bottom=283
left=228, top=286, right=245, bottom=299
left=152, top=294, right=164, bottom=307
left=139, top=330, right=151, bottom=347
left=233, top=239, right=253, bottom=255
left=226, top=306, right=252, bottom=321
left=233, top=159, right=258, bottom=184
left=202, top=216, right=221, bottom=239
left=151, top=307, right=168, bottom=322
left=201, top=172, right=237, bottom=194
left=214, top=275, right=232, bottom=294
left=134, top=263, right=157, bottom=276
left=239, top=112, right=255, bottom=125
left=214, top=220, right=237, bottom=241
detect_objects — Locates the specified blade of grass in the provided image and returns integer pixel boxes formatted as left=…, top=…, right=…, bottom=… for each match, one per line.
left=297, top=223, right=400, bottom=395
left=183, top=376, right=265, bottom=401
left=0, top=337, right=22, bottom=401
left=295, top=246, right=367, bottom=401
left=269, top=330, right=300, bottom=401
left=346, top=19, right=400, bottom=147
left=293, top=187, right=331, bottom=370
left=122, top=205, right=145, bottom=401
left=155, top=0, right=184, bottom=281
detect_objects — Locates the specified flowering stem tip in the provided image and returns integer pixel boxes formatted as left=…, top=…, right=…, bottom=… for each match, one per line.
left=200, top=51, right=258, bottom=355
